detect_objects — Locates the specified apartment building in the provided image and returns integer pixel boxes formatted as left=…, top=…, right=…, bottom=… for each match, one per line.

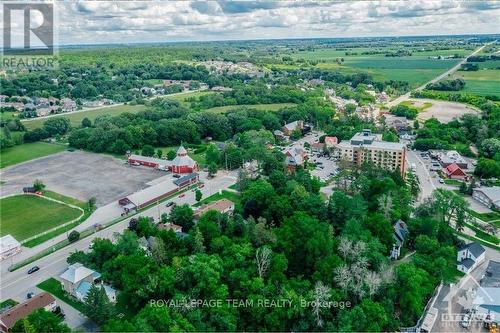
left=336, top=129, right=406, bottom=176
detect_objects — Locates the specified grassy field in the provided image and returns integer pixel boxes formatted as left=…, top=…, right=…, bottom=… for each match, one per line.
left=453, top=69, right=500, bottom=97
left=290, top=47, right=463, bottom=87
left=204, top=103, right=295, bottom=113
left=22, top=104, right=148, bottom=130
left=0, top=142, right=66, bottom=169
left=193, top=190, right=240, bottom=207
left=37, top=278, right=86, bottom=313
left=167, top=90, right=214, bottom=108
left=0, top=195, right=82, bottom=241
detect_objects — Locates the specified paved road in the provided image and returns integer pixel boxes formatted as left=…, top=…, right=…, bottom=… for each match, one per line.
left=0, top=171, right=237, bottom=302
left=386, top=42, right=493, bottom=108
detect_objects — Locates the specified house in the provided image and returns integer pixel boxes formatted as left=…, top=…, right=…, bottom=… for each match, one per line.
left=311, top=142, right=325, bottom=153
left=171, top=146, right=198, bottom=174
left=472, top=187, right=500, bottom=210
left=158, top=223, right=183, bottom=233
left=0, top=293, right=56, bottom=332
left=282, top=120, right=304, bottom=136
left=443, top=163, right=467, bottom=180
left=273, top=130, right=287, bottom=141
left=390, top=219, right=409, bottom=260
left=61, top=98, right=77, bottom=112
left=473, top=260, right=500, bottom=326
left=0, top=235, right=21, bottom=261
left=59, top=263, right=116, bottom=303
left=285, top=147, right=308, bottom=172
left=438, top=150, right=468, bottom=169
left=194, top=199, right=235, bottom=220
left=324, top=136, right=338, bottom=148
left=384, top=115, right=409, bottom=132
left=457, top=242, right=485, bottom=274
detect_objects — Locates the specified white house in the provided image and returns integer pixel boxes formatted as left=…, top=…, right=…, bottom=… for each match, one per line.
left=457, top=242, right=486, bottom=274
left=59, top=263, right=117, bottom=303
left=0, top=235, right=22, bottom=260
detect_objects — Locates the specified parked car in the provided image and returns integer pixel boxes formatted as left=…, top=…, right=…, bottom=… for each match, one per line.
left=460, top=313, right=471, bottom=328
left=27, top=292, right=35, bottom=299
left=439, top=178, right=445, bottom=184
left=165, top=201, right=175, bottom=207
left=173, top=174, right=181, bottom=178
left=27, top=266, right=40, bottom=274
left=178, top=194, right=185, bottom=198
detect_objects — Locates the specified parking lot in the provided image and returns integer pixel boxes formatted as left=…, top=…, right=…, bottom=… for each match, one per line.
left=0, top=151, right=166, bottom=206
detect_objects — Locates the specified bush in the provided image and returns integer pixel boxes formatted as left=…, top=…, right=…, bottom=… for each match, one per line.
left=68, top=231, right=80, bottom=243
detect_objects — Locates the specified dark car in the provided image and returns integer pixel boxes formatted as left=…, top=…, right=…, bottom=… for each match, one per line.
left=27, top=266, right=40, bottom=274
left=173, top=174, right=181, bottom=178
left=165, top=201, right=175, bottom=207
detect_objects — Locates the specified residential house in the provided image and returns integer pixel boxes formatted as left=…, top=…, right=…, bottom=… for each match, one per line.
left=61, top=98, right=77, bottom=112
left=59, top=263, right=116, bottom=303
left=193, top=199, right=235, bottom=220
left=282, top=120, right=304, bottom=136
left=457, top=242, right=485, bottom=274
left=273, top=130, right=287, bottom=141
left=0, top=293, right=56, bottom=332
left=443, top=163, right=467, bottom=180
left=158, top=223, right=183, bottom=233
left=324, top=136, right=338, bottom=148
left=438, top=150, right=468, bottom=169
left=311, top=142, right=325, bottom=153
left=242, top=160, right=260, bottom=179
left=390, top=220, right=409, bottom=260
left=472, top=187, right=500, bottom=210
left=285, top=147, right=308, bottom=172
left=0, top=235, right=21, bottom=260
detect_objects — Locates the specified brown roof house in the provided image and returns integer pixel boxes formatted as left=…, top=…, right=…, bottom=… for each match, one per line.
left=194, top=199, right=235, bottom=220
left=443, top=163, right=467, bottom=180
left=0, top=293, right=56, bottom=332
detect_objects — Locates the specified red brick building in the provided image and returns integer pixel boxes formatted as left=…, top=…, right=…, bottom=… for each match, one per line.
left=171, top=146, right=198, bottom=174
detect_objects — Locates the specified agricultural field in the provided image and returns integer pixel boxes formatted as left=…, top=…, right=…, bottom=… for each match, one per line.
left=204, top=102, right=295, bottom=113
left=453, top=68, right=500, bottom=97
left=290, top=47, right=464, bottom=87
left=0, top=142, right=66, bottom=169
left=0, top=194, right=82, bottom=241
left=22, top=104, right=148, bottom=130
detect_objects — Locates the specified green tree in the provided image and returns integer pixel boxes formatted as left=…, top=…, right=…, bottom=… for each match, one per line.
left=83, top=284, right=115, bottom=325
left=195, top=189, right=203, bottom=202
left=169, top=204, right=194, bottom=232
left=208, top=162, right=218, bottom=176
left=12, top=309, right=70, bottom=332
left=81, top=117, right=92, bottom=128
left=167, top=150, right=176, bottom=160
left=33, top=179, right=45, bottom=192
left=88, top=196, right=97, bottom=210
left=68, top=230, right=80, bottom=242
left=142, top=144, right=155, bottom=157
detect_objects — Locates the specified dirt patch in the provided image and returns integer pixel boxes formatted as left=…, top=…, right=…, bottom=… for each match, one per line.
left=412, top=98, right=479, bottom=123
left=0, top=151, right=167, bottom=206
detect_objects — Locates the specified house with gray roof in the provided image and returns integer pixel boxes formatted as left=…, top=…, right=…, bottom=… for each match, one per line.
left=59, top=263, right=116, bottom=303
left=457, top=242, right=485, bottom=274
left=472, top=186, right=500, bottom=210
left=390, top=219, right=409, bottom=260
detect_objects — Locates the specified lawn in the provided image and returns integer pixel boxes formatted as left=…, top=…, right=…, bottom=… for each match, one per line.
left=468, top=209, right=500, bottom=222
left=37, top=278, right=86, bottom=313
left=444, top=179, right=462, bottom=186
left=203, top=103, right=296, bottom=113
left=0, top=195, right=82, bottom=241
left=167, top=90, right=214, bottom=108
left=0, top=142, right=66, bottom=169
left=193, top=190, right=240, bottom=207
left=22, top=104, right=148, bottom=130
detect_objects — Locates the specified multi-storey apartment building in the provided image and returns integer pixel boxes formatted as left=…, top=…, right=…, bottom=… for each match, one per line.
left=336, top=129, right=407, bottom=176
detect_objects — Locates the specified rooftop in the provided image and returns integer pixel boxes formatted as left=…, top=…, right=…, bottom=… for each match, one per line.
left=129, top=154, right=171, bottom=167
left=194, top=199, right=235, bottom=217
left=459, top=242, right=485, bottom=258
left=173, top=172, right=199, bottom=186
left=126, top=178, right=178, bottom=206
left=482, top=260, right=500, bottom=288
left=59, top=263, right=95, bottom=284
left=0, top=292, right=55, bottom=329
left=0, top=235, right=21, bottom=253
left=474, top=187, right=500, bottom=202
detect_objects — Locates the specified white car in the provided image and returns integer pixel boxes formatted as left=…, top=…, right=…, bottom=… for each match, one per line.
left=439, top=178, right=445, bottom=184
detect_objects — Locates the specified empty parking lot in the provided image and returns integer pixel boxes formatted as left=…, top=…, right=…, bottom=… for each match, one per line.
left=0, top=151, right=166, bottom=206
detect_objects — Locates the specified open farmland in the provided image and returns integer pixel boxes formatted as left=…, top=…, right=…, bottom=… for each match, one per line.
left=453, top=68, right=500, bottom=97
left=22, top=104, right=147, bottom=130
left=0, top=142, right=67, bottom=169
left=290, top=47, right=463, bottom=87
left=0, top=150, right=164, bottom=205
left=0, top=194, right=82, bottom=241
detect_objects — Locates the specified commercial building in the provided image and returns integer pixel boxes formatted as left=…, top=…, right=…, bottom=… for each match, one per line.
left=335, top=129, right=406, bottom=176
left=171, top=146, right=198, bottom=174
left=0, top=235, right=21, bottom=261
left=128, top=146, right=197, bottom=174
left=0, top=293, right=57, bottom=332
left=472, top=187, right=500, bottom=210
left=457, top=242, right=485, bottom=274
left=438, top=150, right=468, bottom=169
left=194, top=199, right=235, bottom=220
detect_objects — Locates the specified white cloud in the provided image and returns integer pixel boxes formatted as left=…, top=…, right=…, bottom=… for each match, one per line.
left=50, top=0, right=500, bottom=45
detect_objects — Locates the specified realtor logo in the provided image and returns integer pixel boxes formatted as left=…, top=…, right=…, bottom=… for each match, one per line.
left=3, top=1, right=54, bottom=55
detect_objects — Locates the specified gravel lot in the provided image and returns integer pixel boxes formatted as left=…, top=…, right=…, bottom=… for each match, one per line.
left=0, top=151, right=166, bottom=206
left=414, top=98, right=479, bottom=123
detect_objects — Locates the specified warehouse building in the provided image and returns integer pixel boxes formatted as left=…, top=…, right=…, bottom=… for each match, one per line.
left=119, top=173, right=199, bottom=212
left=128, top=146, right=197, bottom=174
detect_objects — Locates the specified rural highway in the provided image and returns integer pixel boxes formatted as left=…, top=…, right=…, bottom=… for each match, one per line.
left=385, top=41, right=494, bottom=108
left=0, top=171, right=237, bottom=302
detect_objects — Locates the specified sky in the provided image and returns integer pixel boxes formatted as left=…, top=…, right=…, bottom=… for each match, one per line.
left=4, top=1, right=500, bottom=46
